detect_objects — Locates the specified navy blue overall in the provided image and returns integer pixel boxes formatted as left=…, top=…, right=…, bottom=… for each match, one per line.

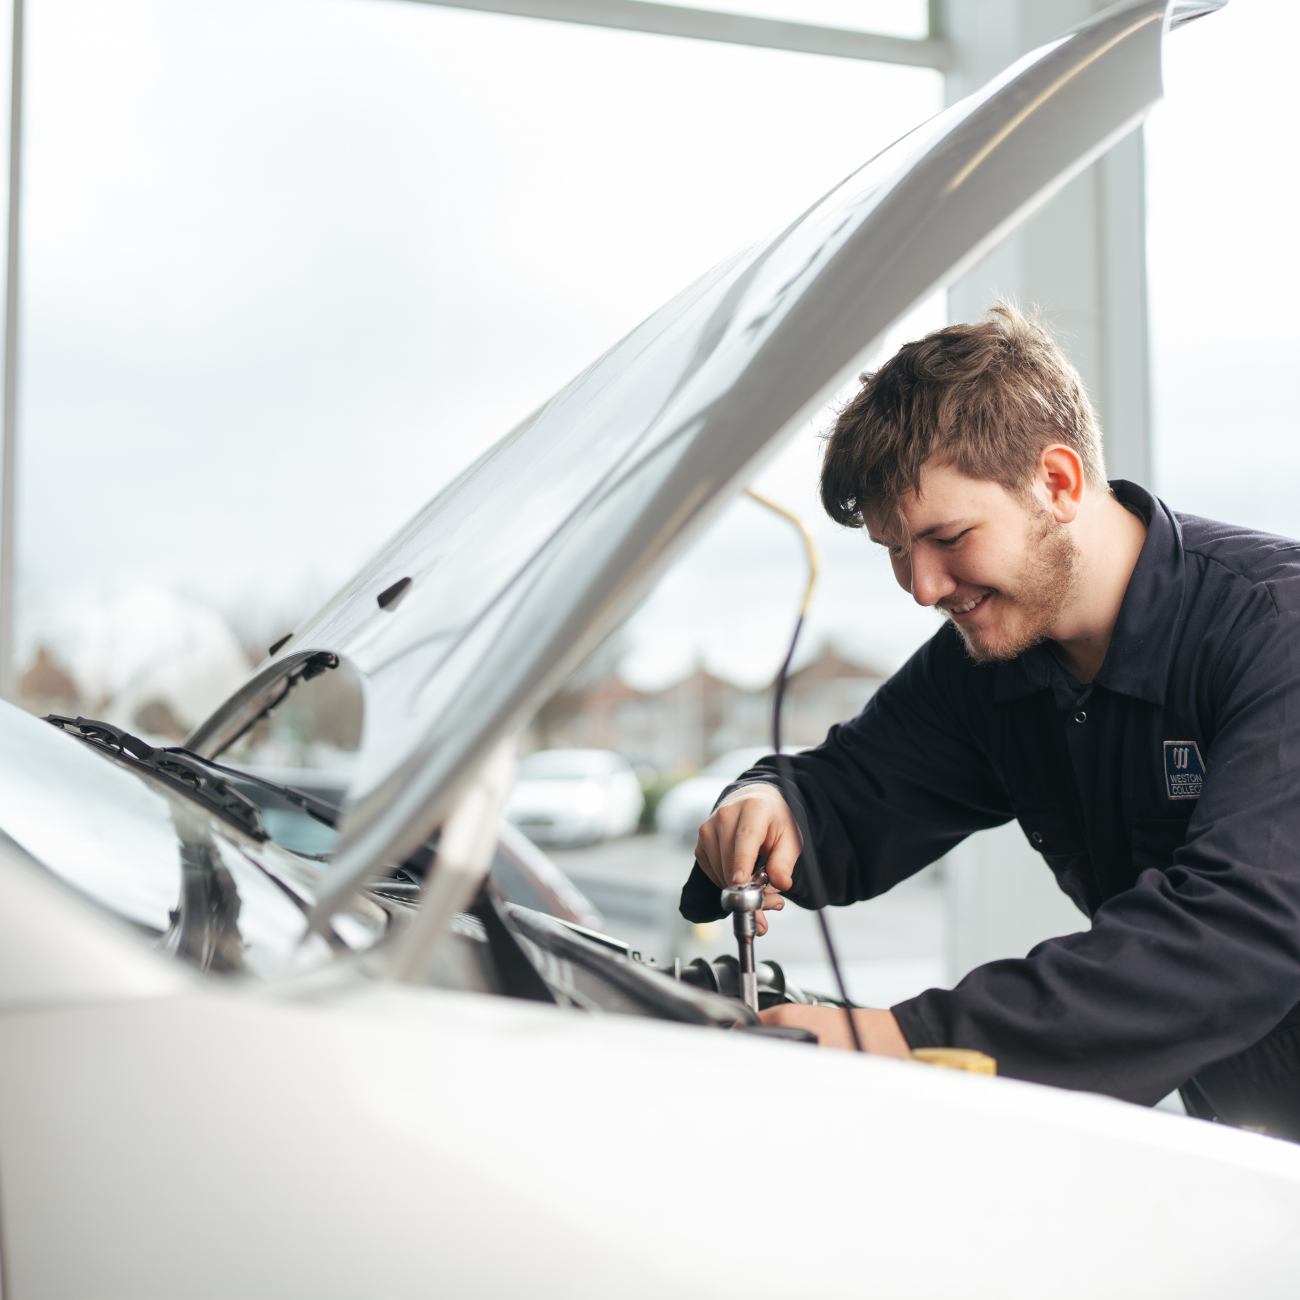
left=682, top=482, right=1300, bottom=1139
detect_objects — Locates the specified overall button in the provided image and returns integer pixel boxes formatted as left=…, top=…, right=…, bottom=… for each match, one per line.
left=1073, top=711, right=1087, bottom=724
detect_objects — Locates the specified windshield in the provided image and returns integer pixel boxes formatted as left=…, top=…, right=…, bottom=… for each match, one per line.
left=0, top=703, right=383, bottom=978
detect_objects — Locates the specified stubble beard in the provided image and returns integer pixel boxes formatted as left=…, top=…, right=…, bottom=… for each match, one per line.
left=950, top=507, right=1080, bottom=664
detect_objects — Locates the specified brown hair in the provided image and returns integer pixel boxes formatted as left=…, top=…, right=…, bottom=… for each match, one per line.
left=820, top=302, right=1107, bottom=530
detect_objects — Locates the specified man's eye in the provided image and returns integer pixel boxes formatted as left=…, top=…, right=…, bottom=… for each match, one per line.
left=935, top=530, right=969, bottom=547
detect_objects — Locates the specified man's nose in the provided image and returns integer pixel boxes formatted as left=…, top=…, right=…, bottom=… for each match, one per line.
left=909, top=548, right=957, bottom=608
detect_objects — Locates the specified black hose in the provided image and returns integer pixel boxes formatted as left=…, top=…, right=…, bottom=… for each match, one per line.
left=770, top=613, right=864, bottom=1053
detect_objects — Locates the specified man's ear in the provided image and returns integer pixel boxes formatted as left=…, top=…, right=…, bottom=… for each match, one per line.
left=1038, top=445, right=1085, bottom=523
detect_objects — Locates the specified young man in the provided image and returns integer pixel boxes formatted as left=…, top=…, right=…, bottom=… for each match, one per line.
left=681, top=304, right=1300, bottom=1138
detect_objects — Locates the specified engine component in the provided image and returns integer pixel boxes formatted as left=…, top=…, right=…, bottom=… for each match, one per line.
left=677, top=953, right=806, bottom=1011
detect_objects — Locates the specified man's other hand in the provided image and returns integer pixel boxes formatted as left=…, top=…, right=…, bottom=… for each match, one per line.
left=760, top=1004, right=911, bottom=1055
left=694, top=783, right=802, bottom=935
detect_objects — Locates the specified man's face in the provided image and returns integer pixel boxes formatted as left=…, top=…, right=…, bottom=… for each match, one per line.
left=866, top=460, right=1078, bottom=662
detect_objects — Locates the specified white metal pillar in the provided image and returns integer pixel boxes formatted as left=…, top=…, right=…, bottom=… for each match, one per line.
left=938, top=0, right=1153, bottom=979
left=0, top=0, right=19, bottom=702
left=941, top=0, right=1152, bottom=483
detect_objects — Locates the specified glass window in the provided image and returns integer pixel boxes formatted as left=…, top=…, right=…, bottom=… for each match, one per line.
left=21, top=0, right=942, bottom=641
left=1146, top=1, right=1298, bottom=535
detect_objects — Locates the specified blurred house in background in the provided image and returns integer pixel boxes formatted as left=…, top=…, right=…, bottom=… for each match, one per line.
left=536, top=644, right=885, bottom=773
left=17, top=586, right=251, bottom=740
left=780, top=648, right=888, bottom=749
left=19, top=648, right=79, bottom=719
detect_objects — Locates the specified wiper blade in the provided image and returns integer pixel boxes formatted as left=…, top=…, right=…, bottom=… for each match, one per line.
left=188, top=756, right=341, bottom=829
left=45, top=715, right=269, bottom=842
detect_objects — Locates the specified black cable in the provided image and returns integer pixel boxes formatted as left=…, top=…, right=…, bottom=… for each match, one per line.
left=770, top=612, right=864, bottom=1053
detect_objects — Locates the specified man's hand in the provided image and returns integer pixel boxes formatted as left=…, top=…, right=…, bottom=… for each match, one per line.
left=695, top=784, right=801, bottom=935
left=760, top=1004, right=911, bottom=1055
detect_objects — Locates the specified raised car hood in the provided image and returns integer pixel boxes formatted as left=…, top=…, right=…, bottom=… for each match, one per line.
left=188, top=0, right=1189, bottom=918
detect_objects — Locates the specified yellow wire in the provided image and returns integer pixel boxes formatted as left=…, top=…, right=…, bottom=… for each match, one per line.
left=743, top=488, right=820, bottom=619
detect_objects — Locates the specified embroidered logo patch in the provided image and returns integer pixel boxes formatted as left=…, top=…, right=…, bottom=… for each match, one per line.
left=1164, top=740, right=1205, bottom=800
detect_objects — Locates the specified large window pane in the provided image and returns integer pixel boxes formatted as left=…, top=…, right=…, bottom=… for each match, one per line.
left=20, top=0, right=942, bottom=656
left=1147, top=0, right=1299, bottom=534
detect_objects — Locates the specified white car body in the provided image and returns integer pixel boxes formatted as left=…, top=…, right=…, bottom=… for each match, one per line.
left=4, top=843, right=1300, bottom=1298
left=8, top=4, right=1292, bottom=1297
left=505, top=747, right=645, bottom=846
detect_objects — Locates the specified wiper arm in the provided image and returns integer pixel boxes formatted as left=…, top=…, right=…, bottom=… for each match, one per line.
left=186, top=755, right=341, bottom=829
left=45, top=715, right=269, bottom=842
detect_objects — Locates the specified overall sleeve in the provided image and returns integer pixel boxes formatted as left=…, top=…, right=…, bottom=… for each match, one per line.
left=680, top=625, right=1014, bottom=922
left=894, top=611, right=1300, bottom=1105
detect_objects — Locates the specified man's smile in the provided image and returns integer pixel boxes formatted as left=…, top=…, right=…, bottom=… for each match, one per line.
left=942, top=591, right=990, bottom=618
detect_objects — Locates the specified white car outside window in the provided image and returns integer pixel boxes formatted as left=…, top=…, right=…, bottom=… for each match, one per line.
left=506, top=748, right=645, bottom=846
left=656, top=747, right=788, bottom=843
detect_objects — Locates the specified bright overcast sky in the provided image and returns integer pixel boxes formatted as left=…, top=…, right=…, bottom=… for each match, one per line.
left=10, top=0, right=1298, bottom=690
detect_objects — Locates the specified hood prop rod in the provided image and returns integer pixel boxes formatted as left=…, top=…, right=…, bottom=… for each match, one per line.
left=387, top=738, right=518, bottom=983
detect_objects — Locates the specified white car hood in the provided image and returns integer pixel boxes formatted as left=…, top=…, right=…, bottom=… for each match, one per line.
left=187, top=0, right=1190, bottom=920
left=4, top=977, right=1298, bottom=1299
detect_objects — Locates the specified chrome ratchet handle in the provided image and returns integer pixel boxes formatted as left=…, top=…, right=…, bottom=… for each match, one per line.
left=719, top=866, right=769, bottom=1015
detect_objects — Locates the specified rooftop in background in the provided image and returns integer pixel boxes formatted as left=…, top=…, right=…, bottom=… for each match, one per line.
left=536, top=643, right=887, bottom=771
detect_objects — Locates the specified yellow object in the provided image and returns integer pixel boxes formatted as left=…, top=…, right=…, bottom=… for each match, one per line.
left=909, top=1048, right=997, bottom=1075
left=743, top=488, right=820, bottom=618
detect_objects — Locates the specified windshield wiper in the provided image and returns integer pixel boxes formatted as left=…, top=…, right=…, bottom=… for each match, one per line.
left=45, top=715, right=269, bottom=842
left=191, top=756, right=342, bottom=829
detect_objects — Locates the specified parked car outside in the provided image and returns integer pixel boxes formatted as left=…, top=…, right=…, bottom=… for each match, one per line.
left=505, top=747, right=645, bottom=846
left=656, top=746, right=784, bottom=844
